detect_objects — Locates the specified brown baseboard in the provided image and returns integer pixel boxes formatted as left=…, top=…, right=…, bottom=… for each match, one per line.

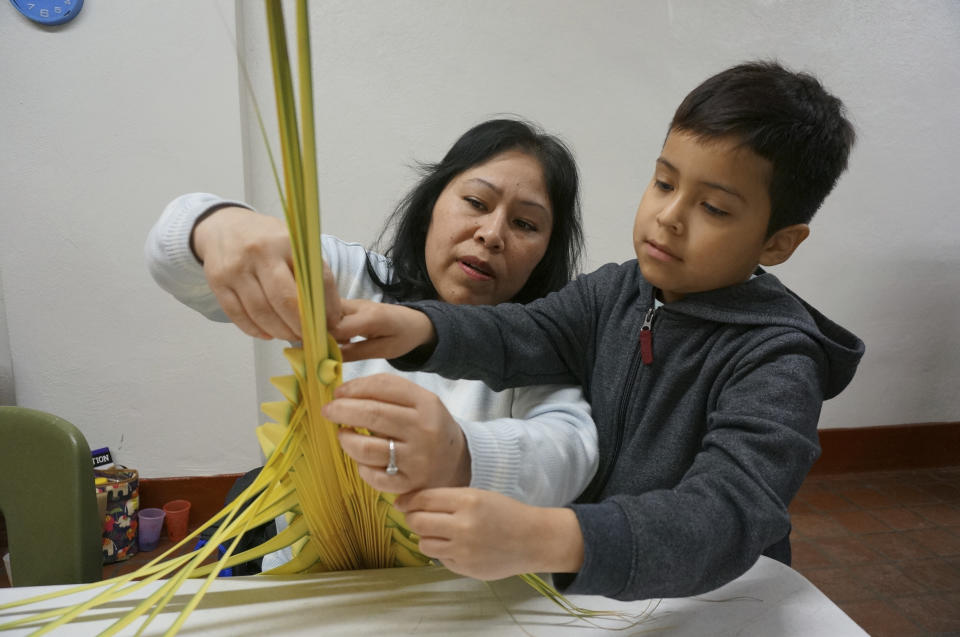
left=810, top=421, right=960, bottom=475
left=2, top=423, right=959, bottom=553
left=135, top=424, right=960, bottom=510
left=139, top=473, right=245, bottom=527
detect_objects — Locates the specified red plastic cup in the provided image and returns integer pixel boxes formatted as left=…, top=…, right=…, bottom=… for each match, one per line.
left=162, top=499, right=191, bottom=542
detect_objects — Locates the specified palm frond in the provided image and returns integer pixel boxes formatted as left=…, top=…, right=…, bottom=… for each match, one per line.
left=0, top=2, right=640, bottom=633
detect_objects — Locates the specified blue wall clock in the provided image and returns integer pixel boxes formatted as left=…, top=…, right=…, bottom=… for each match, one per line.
left=10, top=0, right=83, bottom=26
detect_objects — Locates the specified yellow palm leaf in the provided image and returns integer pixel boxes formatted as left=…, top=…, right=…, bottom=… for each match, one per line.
left=0, top=2, right=635, bottom=633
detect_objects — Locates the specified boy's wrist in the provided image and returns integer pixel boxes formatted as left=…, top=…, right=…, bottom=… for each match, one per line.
left=395, top=312, right=438, bottom=366
left=527, top=506, right=584, bottom=574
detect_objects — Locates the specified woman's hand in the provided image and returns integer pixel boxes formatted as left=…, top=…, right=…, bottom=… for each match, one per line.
left=331, top=299, right=437, bottom=361
left=393, top=488, right=585, bottom=580
left=325, top=374, right=470, bottom=494
left=192, top=207, right=301, bottom=340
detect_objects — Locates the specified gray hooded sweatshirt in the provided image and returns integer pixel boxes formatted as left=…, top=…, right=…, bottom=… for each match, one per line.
left=396, top=261, right=865, bottom=601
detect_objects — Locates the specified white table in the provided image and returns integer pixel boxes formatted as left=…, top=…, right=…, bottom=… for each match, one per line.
left=0, top=556, right=866, bottom=636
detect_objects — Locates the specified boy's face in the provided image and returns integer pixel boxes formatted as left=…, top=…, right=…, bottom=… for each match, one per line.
left=632, top=130, right=791, bottom=303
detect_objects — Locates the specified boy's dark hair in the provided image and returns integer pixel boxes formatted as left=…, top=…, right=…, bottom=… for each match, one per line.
left=366, top=118, right=583, bottom=303
left=670, top=60, right=855, bottom=235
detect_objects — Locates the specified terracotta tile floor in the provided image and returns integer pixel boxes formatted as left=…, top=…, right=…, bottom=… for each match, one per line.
left=790, top=466, right=960, bottom=636
left=3, top=466, right=960, bottom=635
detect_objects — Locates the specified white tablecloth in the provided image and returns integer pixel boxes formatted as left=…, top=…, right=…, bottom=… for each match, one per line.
left=0, top=556, right=866, bottom=636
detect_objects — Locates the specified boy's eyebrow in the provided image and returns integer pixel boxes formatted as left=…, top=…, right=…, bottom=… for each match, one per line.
left=656, top=158, right=746, bottom=202
left=464, top=177, right=549, bottom=212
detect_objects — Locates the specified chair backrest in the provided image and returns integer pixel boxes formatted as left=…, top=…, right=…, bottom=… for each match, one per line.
left=0, top=406, right=102, bottom=586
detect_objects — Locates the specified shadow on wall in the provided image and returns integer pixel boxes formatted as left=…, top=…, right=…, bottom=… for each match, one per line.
left=0, top=270, right=15, bottom=406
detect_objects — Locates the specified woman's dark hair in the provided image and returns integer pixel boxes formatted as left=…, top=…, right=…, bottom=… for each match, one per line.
left=365, top=118, right=583, bottom=303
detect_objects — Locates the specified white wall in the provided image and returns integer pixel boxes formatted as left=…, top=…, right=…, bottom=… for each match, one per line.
left=0, top=273, right=15, bottom=406
left=0, top=1, right=254, bottom=475
left=1, top=0, right=957, bottom=477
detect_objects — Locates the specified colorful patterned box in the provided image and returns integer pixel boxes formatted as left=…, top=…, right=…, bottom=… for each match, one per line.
left=95, top=467, right=139, bottom=563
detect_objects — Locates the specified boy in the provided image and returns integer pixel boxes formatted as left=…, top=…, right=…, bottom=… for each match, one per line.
left=327, top=60, right=864, bottom=600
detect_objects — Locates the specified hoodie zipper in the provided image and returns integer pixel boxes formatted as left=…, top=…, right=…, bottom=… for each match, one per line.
left=639, top=307, right=655, bottom=365
left=581, top=304, right=657, bottom=502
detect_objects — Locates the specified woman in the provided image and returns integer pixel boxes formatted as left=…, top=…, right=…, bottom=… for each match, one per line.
left=146, top=118, right=596, bottom=511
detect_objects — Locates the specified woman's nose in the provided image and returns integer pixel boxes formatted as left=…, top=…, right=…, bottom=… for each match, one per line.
left=475, top=212, right=507, bottom=250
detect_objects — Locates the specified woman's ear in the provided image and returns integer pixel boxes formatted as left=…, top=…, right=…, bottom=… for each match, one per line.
left=759, top=224, right=810, bottom=266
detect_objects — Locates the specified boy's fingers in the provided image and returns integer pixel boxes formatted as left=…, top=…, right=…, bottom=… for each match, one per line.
left=394, top=488, right=461, bottom=514
left=338, top=338, right=404, bottom=362
left=403, top=511, right=456, bottom=542
left=331, top=312, right=378, bottom=343
left=415, top=536, right=453, bottom=559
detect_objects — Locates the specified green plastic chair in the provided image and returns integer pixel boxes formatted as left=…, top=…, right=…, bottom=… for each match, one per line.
left=0, top=406, right=102, bottom=586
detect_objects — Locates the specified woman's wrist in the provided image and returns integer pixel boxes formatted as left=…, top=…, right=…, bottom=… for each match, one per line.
left=190, top=205, right=250, bottom=263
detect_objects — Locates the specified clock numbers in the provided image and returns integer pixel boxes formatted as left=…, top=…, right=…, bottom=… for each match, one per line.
left=11, top=0, right=85, bottom=26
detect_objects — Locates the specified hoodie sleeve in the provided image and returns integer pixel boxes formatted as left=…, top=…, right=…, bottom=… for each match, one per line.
left=396, top=272, right=605, bottom=507
left=398, top=266, right=611, bottom=390
left=563, top=329, right=825, bottom=600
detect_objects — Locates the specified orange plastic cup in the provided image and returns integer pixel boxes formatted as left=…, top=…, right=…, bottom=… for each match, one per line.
left=162, top=499, right=191, bottom=542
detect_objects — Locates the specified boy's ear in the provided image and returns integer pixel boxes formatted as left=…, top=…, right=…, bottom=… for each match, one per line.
left=759, top=224, right=810, bottom=266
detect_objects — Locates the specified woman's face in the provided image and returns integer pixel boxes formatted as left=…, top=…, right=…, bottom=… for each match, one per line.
left=425, top=151, right=553, bottom=305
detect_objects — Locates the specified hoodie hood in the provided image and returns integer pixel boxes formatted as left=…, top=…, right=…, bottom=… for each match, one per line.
left=665, top=270, right=865, bottom=399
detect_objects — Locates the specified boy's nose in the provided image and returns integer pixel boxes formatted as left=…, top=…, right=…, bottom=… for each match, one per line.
left=656, top=200, right=685, bottom=234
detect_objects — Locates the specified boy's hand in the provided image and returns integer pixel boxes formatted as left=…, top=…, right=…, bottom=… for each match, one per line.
left=393, top=488, right=585, bottom=580
left=332, top=299, right=437, bottom=362
left=193, top=207, right=301, bottom=341
left=326, top=374, right=470, bottom=494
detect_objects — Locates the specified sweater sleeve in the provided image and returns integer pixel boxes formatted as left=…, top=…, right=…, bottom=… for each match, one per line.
left=144, top=192, right=251, bottom=322
left=457, top=383, right=598, bottom=507
left=563, top=331, right=825, bottom=600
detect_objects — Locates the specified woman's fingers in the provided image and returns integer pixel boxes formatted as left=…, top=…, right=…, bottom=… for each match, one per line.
left=326, top=374, right=470, bottom=490
left=334, top=374, right=424, bottom=407
left=257, top=259, right=301, bottom=340
left=323, top=393, right=416, bottom=441
left=195, top=207, right=301, bottom=341
left=322, top=260, right=342, bottom=335
left=339, top=430, right=414, bottom=494
left=338, top=429, right=393, bottom=466
left=209, top=285, right=269, bottom=339
left=229, top=271, right=296, bottom=341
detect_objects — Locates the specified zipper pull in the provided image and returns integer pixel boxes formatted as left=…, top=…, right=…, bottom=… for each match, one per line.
left=639, top=307, right=655, bottom=365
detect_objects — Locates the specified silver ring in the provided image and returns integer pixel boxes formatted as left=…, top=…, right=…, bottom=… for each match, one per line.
left=385, top=438, right=399, bottom=476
